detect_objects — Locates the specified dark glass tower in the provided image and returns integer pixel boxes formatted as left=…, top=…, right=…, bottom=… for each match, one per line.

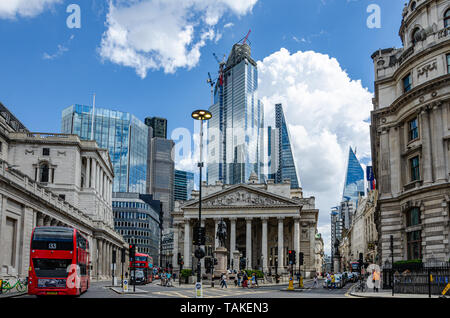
left=267, top=104, right=300, bottom=189
left=174, top=170, right=194, bottom=201
left=145, top=117, right=167, bottom=139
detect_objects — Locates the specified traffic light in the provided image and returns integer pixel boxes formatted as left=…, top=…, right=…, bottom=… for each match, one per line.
left=177, top=253, right=182, bottom=265
left=288, top=250, right=294, bottom=265
left=193, top=226, right=206, bottom=246
left=299, top=252, right=304, bottom=265
left=194, top=247, right=206, bottom=259
left=129, top=244, right=136, bottom=263
left=214, top=258, right=218, bottom=265
left=121, top=248, right=126, bottom=263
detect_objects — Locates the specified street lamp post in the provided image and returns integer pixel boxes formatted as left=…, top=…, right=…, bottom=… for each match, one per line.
left=191, top=109, right=212, bottom=296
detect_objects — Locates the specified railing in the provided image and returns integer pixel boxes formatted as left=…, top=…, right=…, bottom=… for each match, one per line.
left=383, top=262, right=450, bottom=295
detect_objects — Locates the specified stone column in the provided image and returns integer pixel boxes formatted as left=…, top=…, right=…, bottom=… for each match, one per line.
left=420, top=108, right=433, bottom=184
left=172, top=223, right=179, bottom=273
left=98, top=239, right=103, bottom=279
left=431, top=104, right=446, bottom=182
left=246, top=218, right=252, bottom=269
left=86, top=158, right=91, bottom=188
left=37, top=213, right=44, bottom=226
left=183, top=220, right=191, bottom=269
left=278, top=217, right=284, bottom=273
left=261, top=217, right=268, bottom=273
left=294, top=217, right=300, bottom=267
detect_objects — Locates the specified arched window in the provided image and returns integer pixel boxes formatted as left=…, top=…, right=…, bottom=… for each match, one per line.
left=445, top=9, right=450, bottom=27
left=411, top=27, right=421, bottom=45
left=410, top=1, right=416, bottom=11
left=39, top=163, right=49, bottom=183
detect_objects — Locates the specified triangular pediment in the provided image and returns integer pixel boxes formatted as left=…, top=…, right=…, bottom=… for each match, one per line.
left=183, top=184, right=301, bottom=209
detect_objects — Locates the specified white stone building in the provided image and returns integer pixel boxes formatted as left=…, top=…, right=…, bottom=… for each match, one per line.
left=171, top=175, right=319, bottom=278
left=0, top=103, right=127, bottom=281
left=370, top=0, right=450, bottom=265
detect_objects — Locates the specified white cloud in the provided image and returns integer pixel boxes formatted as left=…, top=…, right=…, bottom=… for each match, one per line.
left=258, top=48, right=373, bottom=255
left=0, top=0, right=62, bottom=19
left=224, top=22, right=234, bottom=28
left=42, top=35, right=75, bottom=60
left=99, top=0, right=258, bottom=78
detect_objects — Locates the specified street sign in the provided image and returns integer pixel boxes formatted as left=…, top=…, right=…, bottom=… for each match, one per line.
left=442, top=283, right=450, bottom=296
left=123, top=279, right=128, bottom=293
left=195, top=282, right=203, bottom=298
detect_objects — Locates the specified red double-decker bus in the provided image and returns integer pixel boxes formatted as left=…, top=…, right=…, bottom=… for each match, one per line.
left=28, top=226, right=90, bottom=296
left=130, top=252, right=153, bottom=285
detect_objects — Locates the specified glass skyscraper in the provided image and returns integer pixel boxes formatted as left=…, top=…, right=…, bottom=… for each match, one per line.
left=342, top=146, right=365, bottom=206
left=61, top=104, right=149, bottom=194
left=267, top=104, right=300, bottom=189
left=174, top=170, right=194, bottom=201
left=207, top=43, right=264, bottom=185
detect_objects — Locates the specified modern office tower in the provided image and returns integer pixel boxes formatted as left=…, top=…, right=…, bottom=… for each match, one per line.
left=342, top=146, right=365, bottom=207
left=145, top=117, right=167, bottom=139
left=61, top=104, right=149, bottom=194
left=146, top=136, right=174, bottom=229
left=112, top=192, right=162, bottom=264
left=174, top=169, right=194, bottom=201
left=267, top=104, right=301, bottom=189
left=207, top=41, right=265, bottom=185
left=340, top=199, right=355, bottom=230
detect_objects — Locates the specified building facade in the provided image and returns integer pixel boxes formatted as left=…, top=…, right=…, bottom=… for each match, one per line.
left=1, top=103, right=127, bottom=280
left=207, top=42, right=265, bottom=186
left=62, top=104, right=149, bottom=194
left=174, top=169, right=194, bottom=201
left=171, top=174, right=319, bottom=277
left=268, top=104, right=301, bottom=189
left=338, top=190, right=379, bottom=270
left=146, top=137, right=174, bottom=229
left=370, top=0, right=450, bottom=265
left=145, top=117, right=168, bottom=139
left=112, top=192, right=161, bottom=263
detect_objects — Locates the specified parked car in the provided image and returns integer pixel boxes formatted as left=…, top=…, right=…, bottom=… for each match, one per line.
left=334, top=274, right=344, bottom=288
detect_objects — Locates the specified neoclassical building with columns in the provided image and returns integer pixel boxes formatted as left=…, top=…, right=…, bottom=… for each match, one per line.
left=371, top=0, right=450, bottom=266
left=0, top=103, right=128, bottom=281
left=171, top=173, right=319, bottom=277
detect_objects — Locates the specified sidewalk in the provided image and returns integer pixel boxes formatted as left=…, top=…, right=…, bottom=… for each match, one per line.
left=0, top=290, right=27, bottom=298
left=349, top=287, right=445, bottom=298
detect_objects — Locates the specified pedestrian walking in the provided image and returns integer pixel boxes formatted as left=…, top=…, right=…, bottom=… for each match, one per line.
left=255, top=273, right=258, bottom=287
left=373, top=269, right=380, bottom=292
left=221, top=273, right=227, bottom=289
left=313, top=275, right=318, bottom=288
left=250, top=273, right=256, bottom=288
left=237, top=271, right=242, bottom=287
left=326, top=272, right=331, bottom=290
left=242, top=272, right=248, bottom=288
left=331, top=273, right=336, bottom=289
left=166, top=272, right=172, bottom=287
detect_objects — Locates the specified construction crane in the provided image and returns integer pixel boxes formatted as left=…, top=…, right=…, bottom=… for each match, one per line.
left=212, top=53, right=226, bottom=87
left=206, top=72, right=215, bottom=105
left=241, top=29, right=251, bottom=45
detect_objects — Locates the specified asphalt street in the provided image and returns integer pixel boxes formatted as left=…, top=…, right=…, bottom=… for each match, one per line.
left=17, top=279, right=356, bottom=298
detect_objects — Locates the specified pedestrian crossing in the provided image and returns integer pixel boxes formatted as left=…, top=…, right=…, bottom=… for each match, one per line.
left=152, top=287, right=270, bottom=298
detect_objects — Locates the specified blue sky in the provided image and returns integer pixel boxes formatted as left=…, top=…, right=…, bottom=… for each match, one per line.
left=0, top=0, right=403, bottom=134
left=0, top=0, right=406, bottom=254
